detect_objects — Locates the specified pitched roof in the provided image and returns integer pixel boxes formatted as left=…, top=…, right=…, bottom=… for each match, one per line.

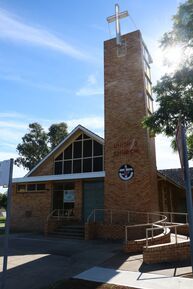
left=158, top=168, right=193, bottom=188
left=25, top=124, right=104, bottom=177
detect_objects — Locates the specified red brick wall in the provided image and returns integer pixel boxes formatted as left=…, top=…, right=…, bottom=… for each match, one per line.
left=104, top=30, right=159, bottom=213
left=11, top=183, right=52, bottom=232
left=143, top=241, right=190, bottom=264
left=11, top=179, right=83, bottom=232
left=85, top=223, right=125, bottom=240
left=124, top=232, right=170, bottom=253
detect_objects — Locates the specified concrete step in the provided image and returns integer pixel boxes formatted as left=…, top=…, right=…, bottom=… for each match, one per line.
left=49, top=232, right=84, bottom=239
left=52, top=224, right=85, bottom=239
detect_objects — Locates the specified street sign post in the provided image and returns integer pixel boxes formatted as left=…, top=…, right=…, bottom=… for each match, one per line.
left=176, top=122, right=193, bottom=272
left=0, top=159, right=13, bottom=289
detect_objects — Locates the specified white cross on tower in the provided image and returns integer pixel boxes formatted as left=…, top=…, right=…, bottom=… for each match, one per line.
left=107, top=4, right=129, bottom=46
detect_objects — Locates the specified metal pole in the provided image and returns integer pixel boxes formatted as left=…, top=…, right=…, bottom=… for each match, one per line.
left=1, top=159, right=13, bottom=289
left=175, top=226, right=177, bottom=244
left=125, top=226, right=127, bottom=243
left=182, top=126, right=193, bottom=272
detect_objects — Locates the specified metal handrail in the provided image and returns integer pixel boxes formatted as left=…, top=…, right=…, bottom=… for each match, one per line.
left=47, top=209, right=57, bottom=222
left=155, top=211, right=188, bottom=224
left=87, top=209, right=167, bottom=225
left=46, top=208, right=74, bottom=222
left=125, top=213, right=167, bottom=243
left=146, top=223, right=189, bottom=247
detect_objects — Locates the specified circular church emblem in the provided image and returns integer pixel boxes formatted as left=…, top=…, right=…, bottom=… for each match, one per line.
left=118, top=164, right=134, bottom=181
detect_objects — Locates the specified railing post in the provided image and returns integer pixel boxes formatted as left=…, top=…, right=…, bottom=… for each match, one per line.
left=186, top=213, right=188, bottom=224
left=146, top=229, right=148, bottom=247
left=125, top=226, right=127, bottom=243
left=57, top=209, right=59, bottom=221
left=175, top=226, right=177, bottom=244
left=171, top=213, right=173, bottom=224
left=94, top=209, right=96, bottom=223
left=151, top=223, right=153, bottom=239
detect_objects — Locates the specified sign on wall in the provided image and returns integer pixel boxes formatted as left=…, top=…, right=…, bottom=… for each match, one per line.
left=118, top=164, right=134, bottom=181
left=63, top=190, right=75, bottom=203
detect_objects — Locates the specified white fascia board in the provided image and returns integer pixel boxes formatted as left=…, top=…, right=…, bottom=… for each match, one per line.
left=13, top=171, right=105, bottom=184
left=25, top=124, right=104, bottom=177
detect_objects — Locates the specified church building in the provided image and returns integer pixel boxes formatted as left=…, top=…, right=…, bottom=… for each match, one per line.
left=11, top=6, right=189, bottom=237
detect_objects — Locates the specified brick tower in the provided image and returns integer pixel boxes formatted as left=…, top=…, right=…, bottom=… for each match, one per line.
left=104, top=30, right=159, bottom=212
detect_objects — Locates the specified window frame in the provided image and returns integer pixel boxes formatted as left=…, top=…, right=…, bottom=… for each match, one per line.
left=17, top=183, right=46, bottom=193
left=54, top=133, right=104, bottom=175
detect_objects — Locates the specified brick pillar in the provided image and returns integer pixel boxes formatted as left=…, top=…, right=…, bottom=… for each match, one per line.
left=104, top=30, right=159, bottom=212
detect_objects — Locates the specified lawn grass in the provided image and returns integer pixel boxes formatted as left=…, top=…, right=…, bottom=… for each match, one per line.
left=0, top=217, right=5, bottom=233
left=0, top=217, right=5, bottom=228
left=43, top=279, right=135, bottom=289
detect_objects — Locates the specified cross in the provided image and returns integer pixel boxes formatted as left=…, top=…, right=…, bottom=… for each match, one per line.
left=107, top=4, right=129, bottom=46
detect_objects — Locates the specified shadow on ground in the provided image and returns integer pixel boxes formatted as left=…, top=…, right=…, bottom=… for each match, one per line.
left=0, top=234, right=121, bottom=289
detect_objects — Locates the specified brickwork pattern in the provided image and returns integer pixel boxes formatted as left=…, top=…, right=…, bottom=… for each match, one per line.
left=85, top=223, right=125, bottom=240
left=11, top=183, right=52, bottom=232
left=124, top=233, right=170, bottom=253
left=143, top=241, right=190, bottom=264
left=11, top=179, right=83, bottom=233
left=104, top=31, right=159, bottom=213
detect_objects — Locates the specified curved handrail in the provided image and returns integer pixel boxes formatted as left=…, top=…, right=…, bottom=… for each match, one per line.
left=47, top=209, right=57, bottom=222
left=87, top=208, right=168, bottom=225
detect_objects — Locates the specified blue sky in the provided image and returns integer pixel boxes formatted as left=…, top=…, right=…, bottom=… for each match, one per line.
left=0, top=0, right=191, bottom=177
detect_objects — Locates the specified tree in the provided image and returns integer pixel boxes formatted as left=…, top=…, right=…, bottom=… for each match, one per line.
left=0, top=193, right=7, bottom=209
left=161, top=0, right=193, bottom=49
left=143, top=0, right=193, bottom=159
left=15, top=123, right=49, bottom=171
left=15, top=122, right=68, bottom=171
left=48, top=122, right=68, bottom=150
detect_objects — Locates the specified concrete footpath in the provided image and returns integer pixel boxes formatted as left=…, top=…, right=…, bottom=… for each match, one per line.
left=75, top=266, right=193, bottom=289
left=0, top=234, right=121, bottom=289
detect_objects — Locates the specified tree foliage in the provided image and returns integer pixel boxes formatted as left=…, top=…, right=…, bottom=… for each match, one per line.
left=0, top=193, right=7, bottom=209
left=15, top=122, right=68, bottom=171
left=161, top=0, right=193, bottom=49
left=48, top=122, right=68, bottom=150
left=143, top=0, right=193, bottom=159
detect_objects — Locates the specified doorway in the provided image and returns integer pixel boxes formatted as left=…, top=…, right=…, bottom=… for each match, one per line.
left=83, top=180, right=104, bottom=222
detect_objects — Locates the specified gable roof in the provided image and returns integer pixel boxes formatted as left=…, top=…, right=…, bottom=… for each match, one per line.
left=158, top=168, right=193, bottom=188
left=25, top=124, right=104, bottom=177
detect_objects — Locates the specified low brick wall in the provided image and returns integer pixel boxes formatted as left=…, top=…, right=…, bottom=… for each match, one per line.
left=170, top=224, right=189, bottom=236
left=85, top=223, right=169, bottom=243
left=143, top=241, right=190, bottom=264
left=85, top=223, right=125, bottom=240
left=124, top=232, right=170, bottom=253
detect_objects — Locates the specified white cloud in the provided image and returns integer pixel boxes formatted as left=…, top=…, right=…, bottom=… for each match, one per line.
left=67, top=116, right=104, bottom=134
left=88, top=74, right=97, bottom=85
left=0, top=112, right=25, bottom=118
left=76, top=87, right=103, bottom=96
left=0, top=72, right=71, bottom=92
left=0, top=120, right=27, bottom=129
left=0, top=8, right=91, bottom=61
left=76, top=73, right=103, bottom=96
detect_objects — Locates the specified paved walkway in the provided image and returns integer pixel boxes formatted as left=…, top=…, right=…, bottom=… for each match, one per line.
left=0, top=234, right=121, bottom=289
left=75, top=266, right=193, bottom=289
